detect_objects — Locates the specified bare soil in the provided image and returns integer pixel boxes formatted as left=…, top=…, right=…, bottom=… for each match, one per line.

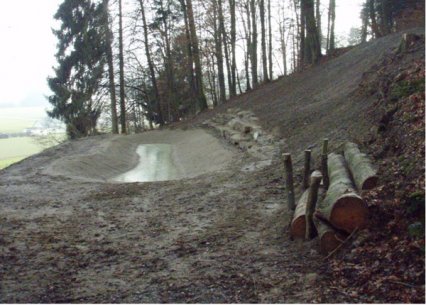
left=0, top=28, right=424, bottom=303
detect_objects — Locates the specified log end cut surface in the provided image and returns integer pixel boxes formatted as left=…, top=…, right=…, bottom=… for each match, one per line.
left=361, top=175, right=379, bottom=190
left=320, top=232, right=343, bottom=255
left=330, top=195, right=368, bottom=233
left=291, top=216, right=305, bottom=239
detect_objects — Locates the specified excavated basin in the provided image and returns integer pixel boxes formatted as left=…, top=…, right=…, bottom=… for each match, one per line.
left=114, top=144, right=179, bottom=182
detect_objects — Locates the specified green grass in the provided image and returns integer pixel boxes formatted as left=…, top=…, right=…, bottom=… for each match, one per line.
left=0, top=137, right=44, bottom=169
left=0, top=157, right=26, bottom=170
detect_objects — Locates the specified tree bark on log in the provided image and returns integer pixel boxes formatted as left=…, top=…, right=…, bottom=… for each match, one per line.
left=291, top=189, right=309, bottom=239
left=316, top=153, right=368, bottom=233
left=344, top=142, right=378, bottom=190
left=313, top=217, right=346, bottom=255
left=291, top=184, right=324, bottom=239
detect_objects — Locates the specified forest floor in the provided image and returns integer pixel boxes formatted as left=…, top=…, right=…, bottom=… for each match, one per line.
left=0, top=29, right=424, bottom=303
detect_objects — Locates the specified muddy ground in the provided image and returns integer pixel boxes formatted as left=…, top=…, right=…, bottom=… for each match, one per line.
left=0, top=128, right=324, bottom=303
left=0, top=29, right=424, bottom=303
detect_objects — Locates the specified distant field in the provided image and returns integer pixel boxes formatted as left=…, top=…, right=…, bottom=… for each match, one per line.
left=0, top=137, right=44, bottom=170
left=0, top=107, right=47, bottom=133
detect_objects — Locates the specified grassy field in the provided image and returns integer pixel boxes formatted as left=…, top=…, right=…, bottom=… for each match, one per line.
left=0, top=107, right=47, bottom=133
left=0, top=137, right=44, bottom=170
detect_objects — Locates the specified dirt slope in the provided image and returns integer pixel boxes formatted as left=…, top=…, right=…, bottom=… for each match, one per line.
left=0, top=29, right=424, bottom=303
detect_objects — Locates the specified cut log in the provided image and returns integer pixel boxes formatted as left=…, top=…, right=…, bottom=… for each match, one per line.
left=305, top=170, right=323, bottom=240
left=283, top=153, right=295, bottom=211
left=344, top=142, right=378, bottom=190
left=291, top=184, right=324, bottom=239
left=313, top=217, right=347, bottom=255
left=316, top=153, right=368, bottom=233
left=290, top=189, right=309, bottom=239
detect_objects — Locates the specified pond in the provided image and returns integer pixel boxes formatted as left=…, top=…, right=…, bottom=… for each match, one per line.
left=114, top=144, right=179, bottom=183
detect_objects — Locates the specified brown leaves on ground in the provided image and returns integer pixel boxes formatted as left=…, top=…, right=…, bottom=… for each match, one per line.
left=318, top=36, right=425, bottom=303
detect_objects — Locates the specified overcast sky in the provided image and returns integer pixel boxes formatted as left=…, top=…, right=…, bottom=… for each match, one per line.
left=0, top=0, right=363, bottom=111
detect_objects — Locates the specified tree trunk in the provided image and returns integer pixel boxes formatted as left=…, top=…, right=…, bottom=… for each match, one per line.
left=313, top=217, right=346, bottom=255
left=215, top=0, right=226, bottom=104
left=267, top=0, right=273, bottom=80
left=303, top=0, right=321, bottom=64
left=299, top=0, right=306, bottom=66
left=260, top=0, right=268, bottom=82
left=103, top=0, right=119, bottom=134
left=369, top=0, right=381, bottom=38
left=344, top=142, right=378, bottom=190
left=139, top=0, right=164, bottom=126
left=316, top=0, right=321, bottom=49
left=186, top=0, right=208, bottom=111
left=250, top=0, right=258, bottom=86
left=229, top=0, right=237, bottom=97
left=118, top=0, right=126, bottom=134
left=327, top=0, right=336, bottom=53
left=316, top=153, right=368, bottom=234
left=242, top=0, right=252, bottom=90
left=180, top=0, right=197, bottom=114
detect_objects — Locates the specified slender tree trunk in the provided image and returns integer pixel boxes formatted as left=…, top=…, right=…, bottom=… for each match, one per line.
left=267, top=0, right=273, bottom=80
left=186, top=0, right=208, bottom=111
left=300, top=0, right=306, bottom=66
left=139, top=0, right=164, bottom=126
left=250, top=0, right=258, bottom=86
left=218, top=1, right=232, bottom=97
left=103, top=0, right=118, bottom=134
left=328, top=0, right=336, bottom=52
left=214, top=0, right=226, bottom=104
left=118, top=0, right=126, bottom=134
left=316, top=0, right=321, bottom=49
left=260, top=0, right=268, bottom=81
left=279, top=11, right=287, bottom=76
left=229, top=0, right=237, bottom=97
left=242, top=1, right=252, bottom=90
left=181, top=0, right=197, bottom=110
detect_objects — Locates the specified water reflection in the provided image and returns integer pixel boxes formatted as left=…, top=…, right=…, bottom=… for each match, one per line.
left=114, top=144, right=179, bottom=182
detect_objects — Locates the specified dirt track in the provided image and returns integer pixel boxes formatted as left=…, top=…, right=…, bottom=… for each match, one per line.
left=0, top=127, right=322, bottom=303
left=0, top=29, right=423, bottom=303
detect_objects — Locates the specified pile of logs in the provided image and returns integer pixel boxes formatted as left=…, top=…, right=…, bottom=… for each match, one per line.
left=285, top=140, right=378, bottom=255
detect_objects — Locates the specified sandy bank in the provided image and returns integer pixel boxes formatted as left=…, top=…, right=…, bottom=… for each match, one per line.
left=43, top=129, right=237, bottom=182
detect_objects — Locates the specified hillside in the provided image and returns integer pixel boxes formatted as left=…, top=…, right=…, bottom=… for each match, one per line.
left=0, top=29, right=424, bottom=303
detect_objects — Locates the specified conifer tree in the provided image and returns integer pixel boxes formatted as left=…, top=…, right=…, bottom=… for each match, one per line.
left=47, top=0, right=106, bottom=139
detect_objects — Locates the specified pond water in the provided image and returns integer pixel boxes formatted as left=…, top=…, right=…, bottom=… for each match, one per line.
left=114, top=144, right=179, bottom=182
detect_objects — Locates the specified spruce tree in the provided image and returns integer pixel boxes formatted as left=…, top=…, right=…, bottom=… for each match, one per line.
left=47, top=0, right=106, bottom=139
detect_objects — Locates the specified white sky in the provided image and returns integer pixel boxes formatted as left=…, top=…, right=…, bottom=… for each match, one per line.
left=0, top=0, right=363, bottom=111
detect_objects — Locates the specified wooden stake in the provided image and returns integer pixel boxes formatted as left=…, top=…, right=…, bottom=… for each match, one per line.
left=321, top=138, right=329, bottom=189
left=303, top=149, right=311, bottom=189
left=305, top=170, right=323, bottom=240
left=283, top=153, right=295, bottom=211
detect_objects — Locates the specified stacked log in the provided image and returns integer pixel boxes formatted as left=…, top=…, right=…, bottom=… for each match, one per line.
left=316, top=153, right=368, bottom=234
left=290, top=190, right=310, bottom=239
left=313, top=217, right=347, bottom=255
left=290, top=172, right=323, bottom=240
left=344, top=142, right=378, bottom=190
left=288, top=141, right=376, bottom=254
